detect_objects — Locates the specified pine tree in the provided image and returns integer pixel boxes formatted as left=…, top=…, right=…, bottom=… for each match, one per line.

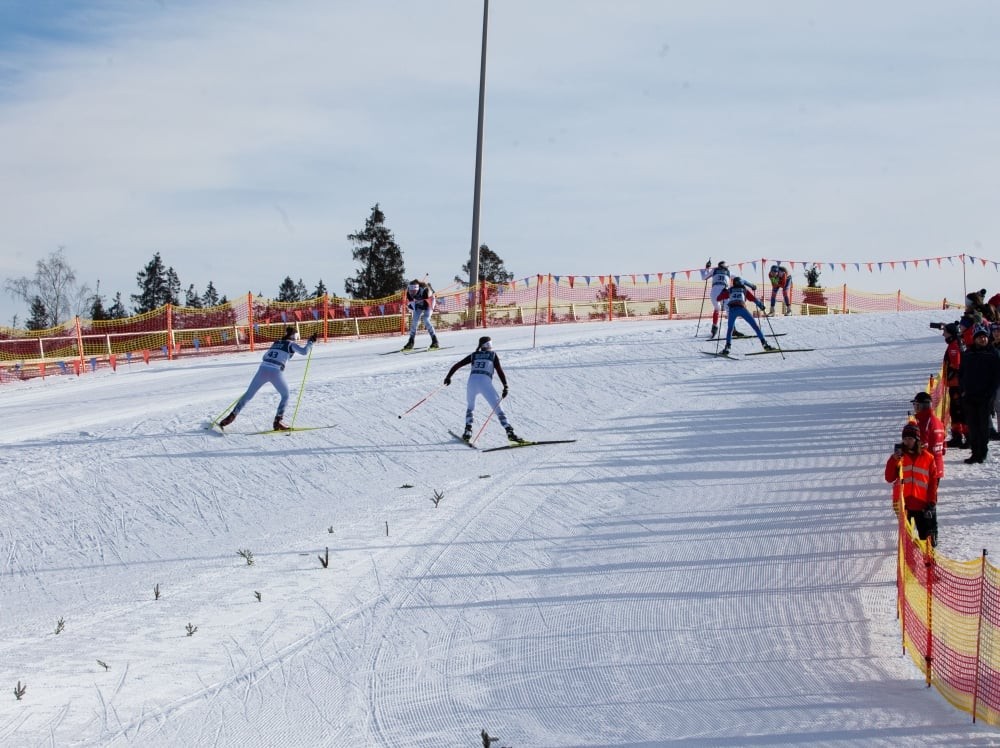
left=26, top=296, right=49, bottom=330
left=89, top=290, right=109, bottom=321
left=344, top=204, right=406, bottom=300
left=456, top=244, right=514, bottom=285
left=313, top=279, right=328, bottom=299
left=277, top=276, right=301, bottom=302
left=132, top=253, right=171, bottom=313
left=201, top=281, right=221, bottom=307
left=184, top=284, right=203, bottom=308
left=108, top=292, right=128, bottom=319
left=166, top=268, right=181, bottom=306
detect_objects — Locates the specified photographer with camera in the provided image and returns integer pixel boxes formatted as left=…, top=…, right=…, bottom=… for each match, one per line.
left=885, top=423, right=939, bottom=546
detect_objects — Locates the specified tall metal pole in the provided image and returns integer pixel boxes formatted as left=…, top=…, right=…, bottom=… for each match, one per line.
left=468, top=0, right=489, bottom=327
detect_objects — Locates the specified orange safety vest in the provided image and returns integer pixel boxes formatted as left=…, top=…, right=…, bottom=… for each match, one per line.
left=885, top=449, right=937, bottom=511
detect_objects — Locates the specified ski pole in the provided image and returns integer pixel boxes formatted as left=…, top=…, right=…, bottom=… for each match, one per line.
left=398, top=383, right=446, bottom=419
left=212, top=396, right=242, bottom=427
left=470, top=392, right=505, bottom=446
left=288, top=342, right=315, bottom=427
left=762, top=312, right=786, bottom=360
left=694, top=259, right=711, bottom=338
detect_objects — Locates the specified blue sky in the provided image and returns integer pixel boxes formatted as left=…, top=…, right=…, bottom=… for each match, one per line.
left=2, top=1, right=1000, bottom=324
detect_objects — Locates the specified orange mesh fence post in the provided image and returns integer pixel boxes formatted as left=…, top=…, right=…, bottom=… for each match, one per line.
left=166, top=304, right=174, bottom=361
left=247, top=293, right=256, bottom=352
left=896, top=474, right=905, bottom=652
left=842, top=284, right=847, bottom=313
left=479, top=280, right=487, bottom=329
left=323, top=294, right=329, bottom=341
left=109, top=354, right=116, bottom=371
left=74, top=316, right=85, bottom=367
left=925, top=545, right=935, bottom=688
left=547, top=275, right=553, bottom=323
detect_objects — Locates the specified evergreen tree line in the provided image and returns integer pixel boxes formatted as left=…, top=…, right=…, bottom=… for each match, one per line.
left=3, top=204, right=512, bottom=330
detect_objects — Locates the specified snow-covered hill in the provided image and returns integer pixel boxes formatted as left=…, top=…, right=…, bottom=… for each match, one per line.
left=1, top=311, right=997, bottom=746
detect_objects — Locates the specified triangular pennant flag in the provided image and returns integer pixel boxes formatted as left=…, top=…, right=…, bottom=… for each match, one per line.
left=584, top=276, right=592, bottom=286
left=644, top=274, right=650, bottom=283
left=568, top=276, right=575, bottom=288
left=657, top=272, right=663, bottom=282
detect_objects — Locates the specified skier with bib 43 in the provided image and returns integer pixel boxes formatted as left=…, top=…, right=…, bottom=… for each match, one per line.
left=218, top=326, right=315, bottom=432
left=444, top=336, right=522, bottom=443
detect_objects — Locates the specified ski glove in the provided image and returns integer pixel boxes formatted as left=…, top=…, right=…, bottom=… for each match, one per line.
left=705, top=260, right=712, bottom=269
left=502, top=386, right=509, bottom=398
left=308, top=333, right=318, bottom=343
left=444, top=377, right=451, bottom=386
left=756, top=301, right=765, bottom=311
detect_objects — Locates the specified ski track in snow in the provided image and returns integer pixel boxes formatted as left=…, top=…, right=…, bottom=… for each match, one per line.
left=1, top=315, right=998, bottom=746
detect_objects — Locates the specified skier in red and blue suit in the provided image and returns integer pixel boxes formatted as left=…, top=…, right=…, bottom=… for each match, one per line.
left=716, top=278, right=775, bottom=356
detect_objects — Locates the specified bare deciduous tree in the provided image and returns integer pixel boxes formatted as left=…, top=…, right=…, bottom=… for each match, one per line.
left=4, top=247, right=91, bottom=327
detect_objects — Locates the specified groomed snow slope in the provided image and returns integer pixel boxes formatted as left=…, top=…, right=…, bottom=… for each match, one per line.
left=1, top=311, right=998, bottom=747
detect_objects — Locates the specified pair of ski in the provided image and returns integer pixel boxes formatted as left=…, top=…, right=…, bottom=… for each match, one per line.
left=448, top=430, right=576, bottom=453
left=701, top=348, right=813, bottom=359
left=208, top=423, right=336, bottom=435
left=706, top=332, right=786, bottom=342
left=381, top=346, right=454, bottom=356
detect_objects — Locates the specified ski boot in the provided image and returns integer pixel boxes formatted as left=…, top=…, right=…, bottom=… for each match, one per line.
left=768, top=307, right=775, bottom=317
left=401, top=336, right=415, bottom=351
left=732, top=329, right=748, bottom=338
left=429, top=335, right=440, bottom=350
left=783, top=304, right=791, bottom=316
left=762, top=342, right=775, bottom=351
left=720, top=345, right=731, bottom=356
left=506, top=425, right=525, bottom=443
left=461, top=425, right=473, bottom=442
left=710, top=324, right=718, bottom=338
left=273, top=417, right=291, bottom=432
left=218, top=412, right=236, bottom=430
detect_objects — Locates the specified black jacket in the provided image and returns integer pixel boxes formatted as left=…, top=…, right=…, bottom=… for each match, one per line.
left=959, top=344, right=1000, bottom=399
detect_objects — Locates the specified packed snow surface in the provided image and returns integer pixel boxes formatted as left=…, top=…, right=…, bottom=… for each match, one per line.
left=1, top=312, right=998, bottom=746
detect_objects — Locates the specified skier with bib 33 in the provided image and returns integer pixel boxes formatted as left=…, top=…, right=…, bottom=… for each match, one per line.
left=218, top=326, right=315, bottom=432
left=444, top=336, right=522, bottom=443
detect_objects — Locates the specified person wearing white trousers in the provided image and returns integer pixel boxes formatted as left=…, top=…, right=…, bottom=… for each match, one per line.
left=444, top=336, right=522, bottom=442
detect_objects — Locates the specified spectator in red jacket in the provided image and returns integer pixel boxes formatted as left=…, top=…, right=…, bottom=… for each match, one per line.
left=910, top=391, right=945, bottom=481
left=885, top=423, right=939, bottom=545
